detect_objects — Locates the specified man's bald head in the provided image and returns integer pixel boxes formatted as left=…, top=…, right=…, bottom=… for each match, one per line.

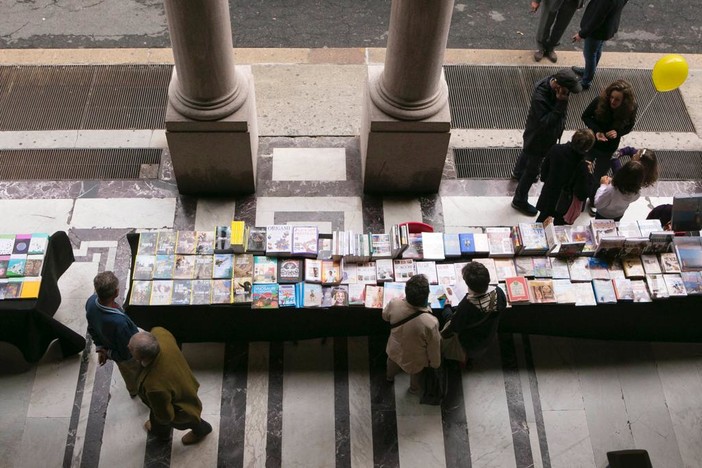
left=128, top=331, right=160, bottom=365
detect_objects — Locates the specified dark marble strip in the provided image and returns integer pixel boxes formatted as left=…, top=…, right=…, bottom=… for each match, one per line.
left=498, top=333, right=534, bottom=468
left=420, top=195, right=445, bottom=232
left=266, top=341, right=284, bottom=468
left=361, top=195, right=384, bottom=234
left=333, top=337, right=351, bottom=468
left=441, top=360, right=471, bottom=468
left=173, top=195, right=197, bottom=232
left=79, top=360, right=113, bottom=468
left=368, top=334, right=400, bottom=467
left=522, top=334, right=551, bottom=468
left=235, top=194, right=257, bottom=227
left=63, top=335, right=93, bottom=468
left=217, top=341, right=249, bottom=468
left=143, top=432, right=172, bottom=468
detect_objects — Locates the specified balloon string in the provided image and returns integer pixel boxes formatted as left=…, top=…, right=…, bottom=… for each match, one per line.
left=637, top=91, right=659, bottom=122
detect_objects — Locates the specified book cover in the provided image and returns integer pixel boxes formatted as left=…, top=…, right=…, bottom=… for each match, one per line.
left=316, top=234, right=333, bottom=261
left=252, top=283, right=280, bottom=309
left=321, top=260, right=342, bottom=284
left=305, top=258, right=323, bottom=283
left=590, top=219, right=618, bottom=245
left=443, top=233, right=462, bottom=258
left=341, top=262, right=357, bottom=284
left=458, top=233, right=476, bottom=255
left=233, top=253, right=254, bottom=280
left=621, top=237, right=650, bottom=257
left=355, top=262, right=378, bottom=284
left=173, top=254, right=196, bottom=280
left=292, top=226, right=319, bottom=257
left=137, top=232, right=158, bottom=256
left=247, top=227, right=267, bottom=254
left=330, top=285, right=350, bottom=307
left=496, top=282, right=512, bottom=308
left=485, top=227, right=514, bottom=257
left=278, top=284, right=297, bottom=307
left=549, top=257, right=570, bottom=279
left=277, top=258, right=304, bottom=283
left=24, top=254, right=44, bottom=277
left=321, top=285, right=336, bottom=307
left=171, top=280, right=193, bottom=305
left=622, top=256, right=646, bottom=279
left=567, top=257, right=592, bottom=282
left=370, top=233, right=393, bottom=259
left=129, top=280, right=152, bottom=305
left=402, top=233, right=424, bottom=259
left=10, top=234, right=30, bottom=255
left=421, top=232, right=445, bottom=260
left=415, top=261, right=438, bottom=285
left=631, top=279, right=652, bottom=302
left=153, top=254, right=175, bottom=279
left=0, top=234, right=15, bottom=255
left=211, top=279, right=233, bottom=304
left=594, top=236, right=626, bottom=259
left=428, top=284, right=447, bottom=309
left=214, top=225, right=232, bottom=253
left=515, top=257, right=535, bottom=277
left=663, top=274, right=687, bottom=296
left=528, top=279, right=557, bottom=304
left=253, top=256, right=278, bottom=283
left=593, top=279, right=617, bottom=304
left=393, top=258, right=415, bottom=282
left=452, top=262, right=469, bottom=293
left=266, top=225, right=293, bottom=256
left=572, top=282, right=596, bottom=306
left=472, top=258, right=499, bottom=285
left=376, top=258, right=395, bottom=282
left=504, top=276, right=530, bottom=303
left=132, top=254, right=155, bottom=280
left=302, top=283, right=323, bottom=307
left=659, top=252, right=681, bottom=273
left=673, top=237, right=702, bottom=271
left=150, top=280, right=173, bottom=305
left=637, top=219, right=663, bottom=237
left=212, top=253, right=234, bottom=279
left=680, top=271, right=702, bottom=295
left=0, top=278, right=22, bottom=299
left=608, top=259, right=626, bottom=279
left=518, top=223, right=549, bottom=254
left=587, top=257, right=611, bottom=280
left=175, top=231, right=197, bottom=255
left=532, top=257, right=552, bottom=278
left=569, top=226, right=596, bottom=255
left=435, top=263, right=457, bottom=286
left=19, top=277, right=42, bottom=299
left=156, top=231, right=177, bottom=255
left=552, top=279, right=576, bottom=304
left=348, top=283, right=366, bottom=305
left=191, top=279, right=212, bottom=305
left=617, top=221, right=641, bottom=238
left=364, top=285, right=384, bottom=309
left=611, top=278, right=634, bottom=301
left=641, top=254, right=662, bottom=275
left=230, top=221, right=248, bottom=253
left=194, top=255, right=214, bottom=280
left=473, top=233, right=491, bottom=255
left=232, top=277, right=253, bottom=303
left=27, top=233, right=49, bottom=255
left=494, top=258, right=517, bottom=281
left=382, top=282, right=406, bottom=308
left=646, top=274, right=669, bottom=299
left=644, top=231, right=674, bottom=255
left=195, top=230, right=215, bottom=255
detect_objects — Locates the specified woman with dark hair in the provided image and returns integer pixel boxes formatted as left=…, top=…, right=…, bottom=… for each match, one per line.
left=582, top=79, right=638, bottom=214
left=594, top=160, right=645, bottom=220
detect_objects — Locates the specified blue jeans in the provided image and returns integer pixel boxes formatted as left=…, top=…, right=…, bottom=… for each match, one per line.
left=582, top=37, right=605, bottom=86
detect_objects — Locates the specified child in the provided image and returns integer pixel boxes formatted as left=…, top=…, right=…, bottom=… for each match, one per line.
left=611, top=147, right=659, bottom=187
left=594, top=160, right=645, bottom=221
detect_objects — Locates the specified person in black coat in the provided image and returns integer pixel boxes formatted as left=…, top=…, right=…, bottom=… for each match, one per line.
left=536, top=129, right=595, bottom=224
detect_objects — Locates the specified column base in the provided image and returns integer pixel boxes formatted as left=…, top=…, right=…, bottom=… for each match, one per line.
left=361, top=66, right=451, bottom=195
left=165, top=66, right=259, bottom=196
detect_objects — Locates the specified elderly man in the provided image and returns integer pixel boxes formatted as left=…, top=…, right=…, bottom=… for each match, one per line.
left=129, top=327, right=212, bottom=445
left=382, top=274, right=441, bottom=394
left=85, top=271, right=140, bottom=396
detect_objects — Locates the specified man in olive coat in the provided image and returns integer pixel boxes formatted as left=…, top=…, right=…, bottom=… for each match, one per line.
left=128, top=327, right=212, bottom=445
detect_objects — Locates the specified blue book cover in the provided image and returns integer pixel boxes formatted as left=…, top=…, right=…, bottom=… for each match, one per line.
left=458, top=233, right=476, bottom=254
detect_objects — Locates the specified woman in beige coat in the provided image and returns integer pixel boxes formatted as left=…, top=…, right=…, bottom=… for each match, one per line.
left=382, top=274, right=442, bottom=394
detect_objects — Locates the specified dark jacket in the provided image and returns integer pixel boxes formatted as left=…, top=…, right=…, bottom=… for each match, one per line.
left=579, top=0, right=628, bottom=41
left=85, top=294, right=138, bottom=362
left=536, top=142, right=593, bottom=214
left=523, top=76, right=569, bottom=155
left=582, top=97, right=637, bottom=156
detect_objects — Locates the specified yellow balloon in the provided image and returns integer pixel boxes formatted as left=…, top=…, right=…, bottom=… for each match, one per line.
left=652, top=54, right=689, bottom=92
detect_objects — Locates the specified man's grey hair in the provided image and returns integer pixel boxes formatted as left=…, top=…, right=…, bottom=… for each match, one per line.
left=130, top=332, right=160, bottom=361
left=94, top=271, right=119, bottom=301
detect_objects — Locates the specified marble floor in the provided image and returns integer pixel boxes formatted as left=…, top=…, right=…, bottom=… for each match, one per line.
left=1, top=49, right=702, bottom=468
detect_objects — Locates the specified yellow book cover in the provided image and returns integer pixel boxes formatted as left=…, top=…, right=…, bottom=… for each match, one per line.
left=20, top=277, right=41, bottom=298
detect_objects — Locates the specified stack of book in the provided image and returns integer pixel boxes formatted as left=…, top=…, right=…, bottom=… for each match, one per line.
left=0, top=233, right=48, bottom=300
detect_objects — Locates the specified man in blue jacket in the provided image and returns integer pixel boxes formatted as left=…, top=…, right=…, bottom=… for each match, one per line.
left=85, top=271, right=140, bottom=396
left=572, top=0, right=629, bottom=89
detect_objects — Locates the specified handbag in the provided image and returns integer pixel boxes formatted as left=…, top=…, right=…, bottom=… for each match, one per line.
left=420, top=363, right=448, bottom=406
left=441, top=331, right=466, bottom=363
left=555, top=187, right=573, bottom=215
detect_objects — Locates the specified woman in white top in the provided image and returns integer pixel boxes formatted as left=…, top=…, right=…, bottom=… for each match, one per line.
left=594, top=160, right=645, bottom=220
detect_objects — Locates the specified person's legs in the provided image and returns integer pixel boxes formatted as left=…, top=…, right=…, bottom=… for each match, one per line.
left=535, top=0, right=557, bottom=55
left=547, top=0, right=579, bottom=52
left=512, top=151, right=543, bottom=214
left=386, top=357, right=403, bottom=382
left=173, top=417, right=213, bottom=445
left=582, top=37, right=605, bottom=87
left=409, top=372, right=423, bottom=395
left=511, top=149, right=529, bottom=179
left=116, top=358, right=142, bottom=397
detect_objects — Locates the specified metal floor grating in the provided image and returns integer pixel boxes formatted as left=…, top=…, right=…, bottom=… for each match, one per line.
left=453, top=148, right=702, bottom=180
left=0, top=65, right=172, bottom=130
left=445, top=66, right=696, bottom=133
left=0, top=148, right=162, bottom=180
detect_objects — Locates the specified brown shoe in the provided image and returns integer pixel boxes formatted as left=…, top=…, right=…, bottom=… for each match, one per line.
left=546, top=50, right=558, bottom=63
left=144, top=420, right=152, bottom=432
left=182, top=430, right=208, bottom=445
left=533, top=50, right=544, bottom=62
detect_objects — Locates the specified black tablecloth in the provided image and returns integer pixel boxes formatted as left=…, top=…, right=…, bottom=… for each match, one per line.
left=0, top=231, right=84, bottom=362
left=124, top=233, right=702, bottom=344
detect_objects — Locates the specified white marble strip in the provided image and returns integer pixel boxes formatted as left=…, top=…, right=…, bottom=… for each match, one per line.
left=0, top=199, right=73, bottom=233
left=105, top=246, right=117, bottom=271
left=464, top=340, right=516, bottom=468
left=18, top=417, right=71, bottom=468
left=382, top=198, right=423, bottom=233
left=271, top=147, right=347, bottom=181
left=69, top=344, right=100, bottom=467
left=255, top=197, right=364, bottom=232
left=513, top=335, right=544, bottom=468
left=0, top=130, right=166, bottom=149
left=281, top=339, right=336, bottom=467
left=243, top=341, right=271, bottom=468
left=170, top=343, right=225, bottom=467
left=72, top=240, right=119, bottom=257
left=71, top=198, right=176, bottom=229
left=347, top=336, right=373, bottom=468
left=26, top=350, right=82, bottom=418
left=194, top=199, right=237, bottom=230
left=54, top=262, right=98, bottom=335
left=542, top=410, right=596, bottom=468
left=0, top=361, right=37, bottom=462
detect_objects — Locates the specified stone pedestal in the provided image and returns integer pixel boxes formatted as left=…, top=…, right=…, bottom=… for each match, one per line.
left=361, top=66, right=451, bottom=194
left=166, top=66, right=258, bottom=196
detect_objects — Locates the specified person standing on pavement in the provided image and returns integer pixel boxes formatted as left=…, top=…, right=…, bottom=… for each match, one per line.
left=571, top=0, right=629, bottom=90
left=129, top=327, right=213, bottom=445
left=511, top=68, right=582, bottom=216
left=382, top=274, right=441, bottom=395
left=85, top=271, right=140, bottom=397
left=594, top=159, right=644, bottom=221
left=531, top=0, right=584, bottom=63
left=581, top=79, right=638, bottom=214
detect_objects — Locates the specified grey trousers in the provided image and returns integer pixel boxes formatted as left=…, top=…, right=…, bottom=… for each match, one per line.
left=536, top=0, right=580, bottom=52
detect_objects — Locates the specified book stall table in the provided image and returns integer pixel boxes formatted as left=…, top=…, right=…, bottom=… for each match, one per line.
left=0, top=231, right=85, bottom=362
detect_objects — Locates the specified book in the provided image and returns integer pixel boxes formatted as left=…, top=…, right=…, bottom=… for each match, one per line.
left=569, top=226, right=596, bottom=255
left=321, top=260, right=342, bottom=284
left=435, top=263, right=457, bottom=285
left=621, top=256, right=645, bottom=279
left=543, top=220, right=585, bottom=257
left=212, top=253, right=234, bottom=279
left=443, top=233, right=462, bottom=258
left=572, top=282, right=596, bottom=306
left=191, top=279, right=212, bottom=305
left=637, top=219, right=663, bottom=237
left=348, top=283, right=366, bottom=305
left=382, top=282, right=406, bottom=308
left=485, top=227, right=514, bottom=257
left=421, top=232, right=445, bottom=260
left=253, top=256, right=278, bottom=283
left=233, top=254, right=254, bottom=286
left=278, top=284, right=297, bottom=307
left=292, top=226, right=319, bottom=257
left=659, top=252, right=681, bottom=273
left=673, top=237, right=702, bottom=271
left=305, top=258, right=323, bottom=283
left=671, top=193, right=702, bottom=231
left=494, top=258, right=517, bottom=281
left=594, top=236, right=626, bottom=259
left=376, top=258, right=395, bottom=282
left=246, top=227, right=267, bottom=254
left=214, top=225, right=232, bottom=253
left=590, top=219, right=618, bottom=245
left=27, top=233, right=49, bottom=255
left=552, top=279, right=576, bottom=304
left=175, top=231, right=197, bottom=255
left=402, top=233, right=424, bottom=259
left=317, top=234, right=333, bottom=260
left=277, top=258, right=304, bottom=283
left=549, top=257, right=571, bottom=279
left=355, top=262, right=377, bottom=284
left=300, top=282, right=323, bottom=307
left=393, top=259, right=415, bottom=282
left=663, top=274, right=687, bottom=296
left=592, top=279, right=617, bottom=304
left=364, top=285, right=384, bottom=308
left=129, top=280, right=152, bottom=305
left=19, top=277, right=42, bottom=299
left=428, top=284, right=447, bottom=308
left=587, top=257, right=611, bottom=280
left=9, top=234, right=29, bottom=256
left=194, top=255, right=214, bottom=280
left=452, top=262, right=469, bottom=296
left=505, top=276, right=530, bottom=303
left=171, top=279, right=193, bottom=305
left=370, top=233, right=393, bottom=259
left=531, top=257, right=552, bottom=278
left=459, top=233, right=477, bottom=256
left=415, top=261, right=438, bottom=284
left=514, top=257, right=535, bottom=277
left=517, top=223, right=549, bottom=255
left=644, top=231, right=674, bottom=255
left=252, top=283, right=280, bottom=308
left=567, top=257, right=591, bottom=282
left=680, top=271, right=702, bottom=295
left=612, top=278, right=635, bottom=301
left=266, top=225, right=293, bottom=256
left=641, top=254, right=662, bottom=274
left=631, top=279, right=652, bottom=302
left=211, top=279, right=233, bottom=304
left=0, top=278, right=22, bottom=299
left=472, top=233, right=491, bottom=256
left=230, top=221, right=248, bottom=253
left=137, top=232, right=158, bottom=256
left=528, top=279, right=557, bottom=304
left=0, top=234, right=15, bottom=255
left=329, top=285, right=349, bottom=307
left=24, top=254, right=44, bottom=277
left=646, top=274, right=669, bottom=299
left=150, top=280, right=174, bottom=305
left=472, top=258, right=498, bottom=285
left=608, top=259, right=626, bottom=279
left=132, top=254, right=155, bottom=280
left=621, top=237, right=650, bottom=257
left=617, top=221, right=642, bottom=238
left=156, top=231, right=177, bottom=255
left=153, top=255, right=175, bottom=279
left=341, top=262, right=357, bottom=284
left=195, top=230, right=215, bottom=255
left=173, top=254, right=196, bottom=280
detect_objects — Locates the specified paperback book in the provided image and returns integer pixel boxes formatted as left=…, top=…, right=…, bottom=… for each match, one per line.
left=612, top=278, right=634, bottom=301
left=631, top=280, right=652, bottom=302
left=402, top=233, right=424, bottom=259
left=137, top=232, right=158, bottom=256
left=292, top=226, right=319, bottom=257
left=348, top=283, right=366, bottom=305
left=173, top=255, right=196, bottom=280
left=646, top=274, right=669, bottom=299
left=150, top=280, right=173, bottom=305
left=27, top=233, right=49, bottom=255
left=211, top=279, right=233, bottom=304
left=195, top=230, right=215, bottom=255
left=514, top=257, right=535, bottom=277
left=175, top=231, right=197, bottom=255
left=0, top=235, right=15, bottom=255
left=622, top=256, right=645, bottom=279
left=641, top=254, right=662, bottom=275
left=129, top=280, right=152, bottom=306
left=505, top=276, right=530, bottom=304
left=376, top=258, right=395, bottom=282
left=364, top=285, right=384, bottom=309
left=572, top=282, right=596, bottom=306
left=415, top=261, right=438, bottom=285
left=528, top=279, right=557, bottom=304
left=266, top=225, right=293, bottom=256
left=370, top=233, right=393, bottom=259
left=153, top=255, right=175, bottom=279
left=592, top=279, right=617, bottom=304
left=214, top=225, right=232, bottom=253
left=587, top=257, right=611, bottom=280
left=421, top=232, right=445, bottom=260
left=278, top=284, right=297, bottom=307
left=277, top=258, right=304, bottom=283
left=246, top=227, right=267, bottom=254
left=5, top=255, right=26, bottom=277
left=191, top=279, right=212, bottom=305
left=321, top=260, right=342, bottom=284
left=300, top=283, right=323, bottom=307
left=330, top=285, right=350, bottom=307
left=156, top=231, right=177, bottom=255
left=443, top=233, right=462, bottom=258
left=659, top=252, right=681, bottom=273
left=24, top=255, right=44, bottom=277
left=194, top=255, right=214, bottom=280
left=532, top=257, right=552, bottom=278
left=494, top=258, right=517, bottom=281
left=435, top=263, right=457, bottom=285
left=663, top=274, right=687, bottom=296
left=252, top=283, right=280, bottom=308
left=485, top=227, right=514, bottom=258
left=382, top=282, right=406, bottom=308
left=212, top=253, right=234, bottom=279
left=305, top=258, right=323, bottom=283
left=171, top=280, right=193, bottom=305
left=680, top=271, right=702, bottom=295
left=567, top=257, right=591, bottom=282
left=552, top=279, right=576, bottom=304
left=393, top=259, right=416, bottom=282
left=253, top=256, right=278, bottom=283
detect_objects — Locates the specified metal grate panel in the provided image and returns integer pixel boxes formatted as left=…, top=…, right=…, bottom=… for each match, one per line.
left=0, top=65, right=171, bottom=130
left=0, top=148, right=162, bottom=180
left=446, top=66, right=695, bottom=133
left=453, top=148, right=702, bottom=181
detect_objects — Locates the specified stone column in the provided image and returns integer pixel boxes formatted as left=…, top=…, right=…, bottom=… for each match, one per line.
left=164, top=0, right=258, bottom=196
left=361, top=0, right=454, bottom=194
